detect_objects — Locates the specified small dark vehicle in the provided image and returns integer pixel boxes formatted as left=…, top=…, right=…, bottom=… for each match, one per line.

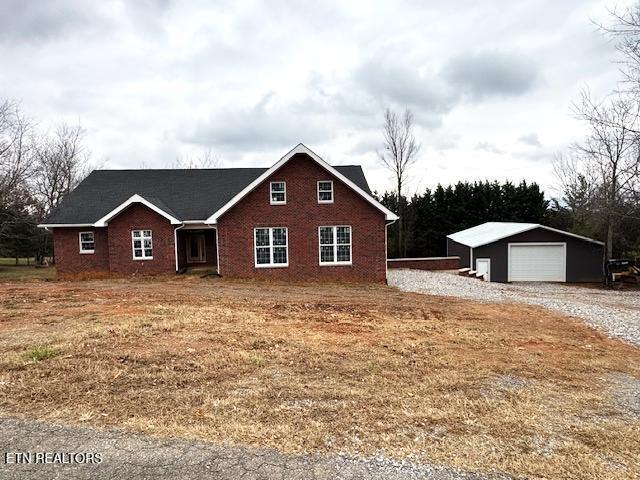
left=605, top=259, right=640, bottom=287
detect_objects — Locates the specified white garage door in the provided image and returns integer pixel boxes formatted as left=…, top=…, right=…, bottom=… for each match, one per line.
left=508, top=243, right=566, bottom=282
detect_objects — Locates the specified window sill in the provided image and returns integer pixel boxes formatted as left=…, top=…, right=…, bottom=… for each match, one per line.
left=319, top=262, right=352, bottom=266
left=318, top=200, right=334, bottom=204
left=255, top=263, right=289, bottom=268
left=80, top=250, right=95, bottom=255
left=270, top=202, right=286, bottom=205
left=133, top=257, right=153, bottom=261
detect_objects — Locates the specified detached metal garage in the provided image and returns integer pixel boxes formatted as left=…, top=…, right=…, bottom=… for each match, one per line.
left=446, top=222, right=604, bottom=283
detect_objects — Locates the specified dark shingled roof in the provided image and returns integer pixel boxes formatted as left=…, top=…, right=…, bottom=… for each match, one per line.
left=42, top=165, right=372, bottom=225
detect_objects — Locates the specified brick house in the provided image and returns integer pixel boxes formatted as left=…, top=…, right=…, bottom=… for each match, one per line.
left=39, top=144, right=398, bottom=282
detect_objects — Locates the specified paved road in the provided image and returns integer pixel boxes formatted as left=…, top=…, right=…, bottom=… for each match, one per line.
left=0, top=417, right=507, bottom=480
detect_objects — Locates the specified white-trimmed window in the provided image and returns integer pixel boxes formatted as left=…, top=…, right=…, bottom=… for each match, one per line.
left=319, top=226, right=351, bottom=265
left=254, top=227, right=288, bottom=267
left=317, top=180, right=333, bottom=203
left=79, top=231, right=95, bottom=254
left=270, top=181, right=286, bottom=204
left=132, top=230, right=153, bottom=260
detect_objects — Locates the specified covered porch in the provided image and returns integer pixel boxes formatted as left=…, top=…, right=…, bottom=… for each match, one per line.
left=176, top=225, right=217, bottom=273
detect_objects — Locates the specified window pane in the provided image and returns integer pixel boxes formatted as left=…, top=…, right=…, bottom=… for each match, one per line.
left=256, top=247, right=270, bottom=264
left=144, top=249, right=153, bottom=257
left=133, top=240, right=141, bottom=248
left=319, top=191, right=332, bottom=201
left=319, top=227, right=333, bottom=245
left=271, top=182, right=285, bottom=192
left=337, top=245, right=351, bottom=262
left=134, top=248, right=143, bottom=258
left=271, top=192, right=285, bottom=203
left=255, top=229, right=270, bottom=246
left=143, top=230, right=152, bottom=237
left=143, top=239, right=152, bottom=248
left=80, top=232, right=93, bottom=241
left=320, top=245, right=334, bottom=263
left=337, top=226, right=351, bottom=244
left=273, top=247, right=287, bottom=264
left=133, top=231, right=141, bottom=238
left=318, top=181, right=332, bottom=191
left=272, top=228, right=287, bottom=246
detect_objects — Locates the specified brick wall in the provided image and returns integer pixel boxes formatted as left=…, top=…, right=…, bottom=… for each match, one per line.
left=387, top=256, right=460, bottom=271
left=53, top=227, right=110, bottom=278
left=217, top=153, right=387, bottom=283
left=107, top=204, right=176, bottom=275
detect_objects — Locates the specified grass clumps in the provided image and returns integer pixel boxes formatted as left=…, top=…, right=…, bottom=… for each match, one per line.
left=22, top=346, right=59, bottom=362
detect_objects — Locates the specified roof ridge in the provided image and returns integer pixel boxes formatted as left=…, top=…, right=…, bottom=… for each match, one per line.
left=92, top=167, right=269, bottom=172
left=93, top=164, right=362, bottom=172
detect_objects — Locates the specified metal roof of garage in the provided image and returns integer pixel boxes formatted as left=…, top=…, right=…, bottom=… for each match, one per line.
left=447, top=222, right=604, bottom=248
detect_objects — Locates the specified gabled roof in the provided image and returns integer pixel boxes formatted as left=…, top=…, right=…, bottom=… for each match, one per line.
left=39, top=144, right=379, bottom=226
left=447, top=222, right=604, bottom=248
left=93, top=194, right=181, bottom=227
left=206, top=143, right=398, bottom=223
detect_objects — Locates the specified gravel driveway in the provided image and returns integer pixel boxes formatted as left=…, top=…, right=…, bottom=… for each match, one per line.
left=389, top=269, right=640, bottom=346
left=0, top=418, right=508, bottom=480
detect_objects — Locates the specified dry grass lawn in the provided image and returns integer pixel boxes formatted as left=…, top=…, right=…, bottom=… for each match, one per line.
left=0, top=275, right=639, bottom=479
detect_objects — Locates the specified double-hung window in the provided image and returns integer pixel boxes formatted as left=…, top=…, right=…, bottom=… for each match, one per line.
left=79, top=231, right=95, bottom=254
left=254, top=227, right=288, bottom=267
left=317, top=181, right=333, bottom=203
left=270, top=181, right=286, bottom=204
left=132, top=230, right=153, bottom=260
left=319, top=226, right=352, bottom=265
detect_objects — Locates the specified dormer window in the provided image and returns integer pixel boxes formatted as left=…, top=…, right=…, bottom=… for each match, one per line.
left=270, top=181, right=286, bottom=204
left=318, top=181, right=333, bottom=203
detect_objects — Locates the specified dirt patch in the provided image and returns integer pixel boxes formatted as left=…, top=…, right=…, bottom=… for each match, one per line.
left=0, top=276, right=639, bottom=479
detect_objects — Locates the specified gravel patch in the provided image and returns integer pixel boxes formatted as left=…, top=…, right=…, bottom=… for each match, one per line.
left=608, top=373, right=640, bottom=418
left=0, top=417, right=511, bottom=480
left=388, top=269, right=640, bottom=346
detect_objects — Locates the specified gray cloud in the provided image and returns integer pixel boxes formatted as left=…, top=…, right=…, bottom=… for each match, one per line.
left=183, top=92, right=334, bottom=150
left=0, top=0, right=94, bottom=43
left=354, top=56, right=456, bottom=116
left=518, top=132, right=542, bottom=147
left=0, top=0, right=172, bottom=45
left=445, top=50, right=539, bottom=99
left=474, top=141, right=505, bottom=154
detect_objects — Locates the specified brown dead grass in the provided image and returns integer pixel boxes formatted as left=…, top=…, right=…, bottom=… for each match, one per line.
left=1, top=276, right=639, bottom=478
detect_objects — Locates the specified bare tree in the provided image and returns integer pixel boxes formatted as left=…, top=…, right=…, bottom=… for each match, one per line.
left=33, top=123, right=91, bottom=214
left=598, top=4, right=640, bottom=93
left=0, top=100, right=35, bottom=204
left=555, top=91, right=640, bottom=259
left=169, top=147, right=221, bottom=169
left=378, top=108, right=420, bottom=256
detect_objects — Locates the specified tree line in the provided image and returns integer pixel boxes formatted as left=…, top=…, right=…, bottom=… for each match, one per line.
left=379, top=177, right=639, bottom=260
left=0, top=99, right=91, bottom=263
left=378, top=180, right=549, bottom=259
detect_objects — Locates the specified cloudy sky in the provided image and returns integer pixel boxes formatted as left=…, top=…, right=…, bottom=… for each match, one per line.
left=0, top=0, right=629, bottom=197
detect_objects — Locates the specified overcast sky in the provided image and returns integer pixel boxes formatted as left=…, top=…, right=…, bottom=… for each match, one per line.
left=0, top=0, right=630, bottom=197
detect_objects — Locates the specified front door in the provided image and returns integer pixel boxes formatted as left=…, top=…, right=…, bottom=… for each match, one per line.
left=186, top=233, right=206, bottom=263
